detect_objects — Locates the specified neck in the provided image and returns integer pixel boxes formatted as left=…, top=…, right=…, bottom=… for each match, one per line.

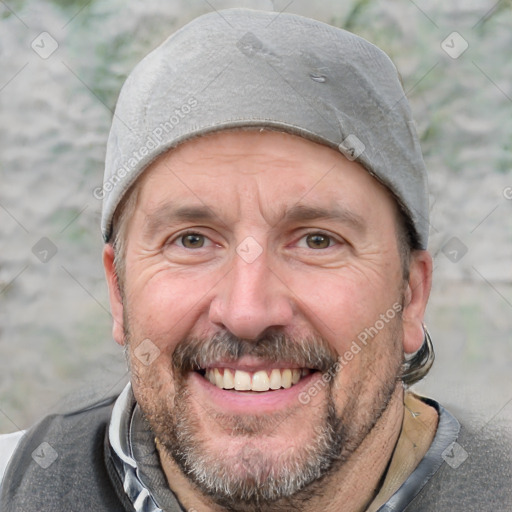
left=158, top=383, right=405, bottom=512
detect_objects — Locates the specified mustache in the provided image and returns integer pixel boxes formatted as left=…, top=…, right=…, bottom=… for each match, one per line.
left=172, top=330, right=339, bottom=374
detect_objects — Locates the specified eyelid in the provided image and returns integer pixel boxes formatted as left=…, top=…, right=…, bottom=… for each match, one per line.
left=165, top=228, right=344, bottom=249
left=291, top=230, right=338, bottom=249
left=168, top=229, right=214, bottom=248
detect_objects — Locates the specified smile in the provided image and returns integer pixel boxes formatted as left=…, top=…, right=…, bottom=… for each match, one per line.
left=200, top=368, right=312, bottom=392
left=189, top=359, right=323, bottom=413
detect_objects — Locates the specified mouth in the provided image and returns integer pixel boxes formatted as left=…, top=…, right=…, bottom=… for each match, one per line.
left=188, top=360, right=324, bottom=414
left=196, top=367, right=314, bottom=392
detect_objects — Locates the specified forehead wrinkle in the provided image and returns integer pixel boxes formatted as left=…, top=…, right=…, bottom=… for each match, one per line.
left=138, top=133, right=372, bottom=237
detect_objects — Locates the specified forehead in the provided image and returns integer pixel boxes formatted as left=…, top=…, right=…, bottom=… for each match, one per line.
left=135, top=129, right=399, bottom=226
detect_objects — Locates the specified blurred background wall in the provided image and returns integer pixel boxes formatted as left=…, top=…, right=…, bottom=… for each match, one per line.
left=1, top=0, right=511, bottom=433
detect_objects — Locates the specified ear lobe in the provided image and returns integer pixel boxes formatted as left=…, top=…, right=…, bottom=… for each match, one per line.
left=402, top=250, right=433, bottom=354
left=103, top=244, right=126, bottom=346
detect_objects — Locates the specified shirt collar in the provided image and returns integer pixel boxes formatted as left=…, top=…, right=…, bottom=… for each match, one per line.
left=109, top=382, right=165, bottom=512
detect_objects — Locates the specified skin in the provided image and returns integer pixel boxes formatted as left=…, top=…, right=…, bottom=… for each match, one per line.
left=103, top=130, right=433, bottom=512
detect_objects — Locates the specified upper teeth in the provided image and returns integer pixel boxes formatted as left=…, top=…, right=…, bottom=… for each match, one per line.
left=205, top=368, right=307, bottom=392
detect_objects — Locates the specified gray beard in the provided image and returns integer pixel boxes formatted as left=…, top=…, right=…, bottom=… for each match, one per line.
left=127, top=328, right=403, bottom=512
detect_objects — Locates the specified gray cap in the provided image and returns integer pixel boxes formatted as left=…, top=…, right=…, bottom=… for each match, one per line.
left=102, top=8, right=429, bottom=248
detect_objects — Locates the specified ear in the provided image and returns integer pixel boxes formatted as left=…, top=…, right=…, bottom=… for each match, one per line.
left=103, top=244, right=125, bottom=346
left=402, top=250, right=432, bottom=354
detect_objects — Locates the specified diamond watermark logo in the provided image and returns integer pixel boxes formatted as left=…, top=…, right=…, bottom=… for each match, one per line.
left=236, top=236, right=263, bottom=264
left=441, top=32, right=469, bottom=59
left=442, top=441, right=468, bottom=469
left=134, top=338, right=161, bottom=366
left=31, top=32, right=59, bottom=59
left=31, top=442, right=58, bottom=469
left=32, top=237, right=58, bottom=263
left=338, top=135, right=365, bottom=161
left=441, top=236, right=468, bottom=263
left=236, top=32, right=264, bottom=58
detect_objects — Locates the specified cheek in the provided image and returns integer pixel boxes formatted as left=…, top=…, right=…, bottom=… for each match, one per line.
left=129, top=354, right=177, bottom=423
left=124, top=267, right=216, bottom=352
left=288, top=269, right=399, bottom=341
left=288, top=267, right=405, bottom=390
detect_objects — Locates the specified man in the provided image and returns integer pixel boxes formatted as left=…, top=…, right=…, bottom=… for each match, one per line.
left=0, top=8, right=510, bottom=512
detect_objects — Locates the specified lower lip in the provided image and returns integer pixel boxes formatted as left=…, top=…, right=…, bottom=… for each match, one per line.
left=189, top=371, right=320, bottom=415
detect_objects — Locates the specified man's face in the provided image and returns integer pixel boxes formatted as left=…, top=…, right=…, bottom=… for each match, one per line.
left=107, top=130, right=416, bottom=507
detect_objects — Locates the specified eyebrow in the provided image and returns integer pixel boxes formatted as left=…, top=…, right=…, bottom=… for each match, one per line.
left=280, top=204, right=367, bottom=233
left=143, top=204, right=219, bottom=240
left=142, top=202, right=367, bottom=240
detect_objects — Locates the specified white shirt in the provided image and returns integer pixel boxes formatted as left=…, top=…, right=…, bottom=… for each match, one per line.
left=0, top=430, right=25, bottom=493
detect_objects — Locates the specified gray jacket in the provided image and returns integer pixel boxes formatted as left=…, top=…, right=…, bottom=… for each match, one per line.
left=0, top=384, right=511, bottom=511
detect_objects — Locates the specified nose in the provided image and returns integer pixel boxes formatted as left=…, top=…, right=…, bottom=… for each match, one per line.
left=208, top=248, right=294, bottom=340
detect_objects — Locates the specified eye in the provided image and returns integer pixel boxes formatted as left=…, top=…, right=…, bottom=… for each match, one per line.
left=301, top=233, right=336, bottom=249
left=177, top=233, right=208, bottom=249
